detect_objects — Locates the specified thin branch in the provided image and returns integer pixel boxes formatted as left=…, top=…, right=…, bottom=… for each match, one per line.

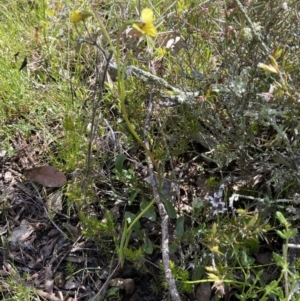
left=143, top=91, right=182, bottom=301
left=109, top=63, right=200, bottom=105
left=233, top=0, right=269, bottom=54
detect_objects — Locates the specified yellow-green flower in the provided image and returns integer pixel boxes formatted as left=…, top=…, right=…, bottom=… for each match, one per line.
left=70, top=10, right=93, bottom=23
left=132, top=8, right=157, bottom=37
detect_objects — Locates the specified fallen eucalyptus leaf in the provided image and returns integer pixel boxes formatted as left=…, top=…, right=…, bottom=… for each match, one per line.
left=23, top=166, right=67, bottom=187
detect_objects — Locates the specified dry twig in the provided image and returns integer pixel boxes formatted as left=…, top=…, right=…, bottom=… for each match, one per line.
left=143, top=91, right=181, bottom=301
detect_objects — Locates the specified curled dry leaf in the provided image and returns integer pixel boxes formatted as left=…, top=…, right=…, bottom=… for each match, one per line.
left=23, top=166, right=67, bottom=187
left=8, top=219, right=34, bottom=243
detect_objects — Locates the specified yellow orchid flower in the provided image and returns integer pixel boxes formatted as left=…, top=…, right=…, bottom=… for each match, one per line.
left=132, top=8, right=157, bottom=37
left=70, top=10, right=93, bottom=23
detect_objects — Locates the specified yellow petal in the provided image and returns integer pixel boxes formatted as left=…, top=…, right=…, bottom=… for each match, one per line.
left=70, top=10, right=82, bottom=22
left=141, top=8, right=154, bottom=23
left=132, top=23, right=145, bottom=34
left=131, top=9, right=157, bottom=37
left=142, top=22, right=157, bottom=37
left=70, top=10, right=92, bottom=23
left=210, top=246, right=224, bottom=255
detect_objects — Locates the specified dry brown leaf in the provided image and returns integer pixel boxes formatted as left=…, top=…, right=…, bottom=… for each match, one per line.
left=47, top=190, right=63, bottom=212
left=23, top=166, right=67, bottom=187
left=8, top=219, right=34, bottom=243
left=44, top=266, right=54, bottom=294
left=195, top=282, right=211, bottom=301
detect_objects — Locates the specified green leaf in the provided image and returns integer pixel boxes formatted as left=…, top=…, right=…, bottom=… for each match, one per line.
left=125, top=211, right=141, bottom=233
left=159, top=193, right=176, bottom=218
left=241, top=250, right=255, bottom=266
left=290, top=228, right=298, bottom=238
left=276, top=230, right=286, bottom=239
left=273, top=252, right=284, bottom=267
left=115, top=153, right=127, bottom=174
left=140, top=199, right=156, bottom=221
left=247, top=293, right=258, bottom=299
left=169, top=243, right=177, bottom=254
left=163, top=199, right=176, bottom=218
left=256, top=270, right=266, bottom=287
left=276, top=211, right=287, bottom=226
left=264, top=280, right=278, bottom=294
left=143, top=237, right=153, bottom=254
left=128, top=188, right=140, bottom=205
left=176, top=216, right=185, bottom=236
left=106, top=286, right=120, bottom=297
left=243, top=237, right=259, bottom=254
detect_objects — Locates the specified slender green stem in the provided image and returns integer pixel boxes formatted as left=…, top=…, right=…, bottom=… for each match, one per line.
left=92, top=9, right=115, bottom=54
left=93, top=12, right=160, bottom=267
left=118, top=219, right=127, bottom=266
left=126, top=198, right=156, bottom=235
left=94, top=10, right=160, bottom=172
left=119, top=198, right=156, bottom=266
left=116, top=46, right=158, bottom=172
